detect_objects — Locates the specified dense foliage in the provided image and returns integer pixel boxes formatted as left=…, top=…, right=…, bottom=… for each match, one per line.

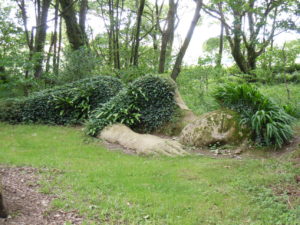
left=86, top=75, right=176, bottom=136
left=0, top=76, right=123, bottom=125
left=214, top=83, right=294, bottom=148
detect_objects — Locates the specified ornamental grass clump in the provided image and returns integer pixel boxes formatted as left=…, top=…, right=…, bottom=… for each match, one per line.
left=214, top=83, right=294, bottom=148
left=86, top=75, right=176, bottom=136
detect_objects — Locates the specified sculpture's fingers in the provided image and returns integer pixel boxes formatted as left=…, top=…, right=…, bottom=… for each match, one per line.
left=164, top=141, right=188, bottom=156
left=164, top=144, right=185, bottom=156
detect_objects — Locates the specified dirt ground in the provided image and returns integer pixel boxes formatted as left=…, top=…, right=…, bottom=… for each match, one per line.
left=0, top=167, right=83, bottom=225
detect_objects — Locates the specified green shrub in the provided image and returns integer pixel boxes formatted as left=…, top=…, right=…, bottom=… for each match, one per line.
left=282, top=103, right=300, bottom=119
left=86, top=75, right=176, bottom=136
left=117, top=66, right=149, bottom=83
left=252, top=68, right=274, bottom=83
left=275, top=72, right=300, bottom=84
left=213, top=83, right=294, bottom=148
left=0, top=98, right=24, bottom=123
left=59, top=47, right=98, bottom=82
left=0, top=76, right=123, bottom=125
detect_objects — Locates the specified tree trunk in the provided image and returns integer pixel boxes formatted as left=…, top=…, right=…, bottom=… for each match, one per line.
left=132, top=0, right=146, bottom=66
left=107, top=0, right=121, bottom=69
left=56, top=15, right=63, bottom=72
left=282, top=43, right=291, bottom=100
left=124, top=12, right=133, bottom=67
left=33, top=0, right=52, bottom=78
left=59, top=0, right=86, bottom=50
left=52, top=0, right=59, bottom=75
left=115, top=0, right=121, bottom=69
left=246, top=46, right=257, bottom=71
left=158, top=0, right=177, bottom=73
left=170, top=0, right=203, bottom=81
left=108, top=0, right=115, bottom=67
left=268, top=38, right=274, bottom=71
left=45, top=32, right=55, bottom=73
left=79, top=0, right=88, bottom=35
left=216, top=20, right=224, bottom=67
left=151, top=6, right=159, bottom=67
left=17, top=0, right=33, bottom=79
left=228, top=12, right=249, bottom=73
left=231, top=46, right=248, bottom=73
left=206, top=1, right=280, bottom=75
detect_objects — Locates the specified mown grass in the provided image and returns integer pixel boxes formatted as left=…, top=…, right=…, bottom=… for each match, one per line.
left=0, top=123, right=300, bottom=224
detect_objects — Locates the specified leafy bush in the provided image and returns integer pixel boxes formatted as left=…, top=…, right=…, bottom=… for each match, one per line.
left=86, top=75, right=176, bottom=136
left=0, top=76, right=123, bottom=125
left=117, top=66, right=149, bottom=83
left=274, top=72, right=300, bottom=84
left=282, top=103, right=300, bottom=119
left=59, top=47, right=99, bottom=82
left=214, top=83, right=294, bottom=148
left=0, top=98, right=24, bottom=123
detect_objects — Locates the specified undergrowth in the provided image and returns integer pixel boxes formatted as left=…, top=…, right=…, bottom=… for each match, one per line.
left=214, top=83, right=294, bottom=148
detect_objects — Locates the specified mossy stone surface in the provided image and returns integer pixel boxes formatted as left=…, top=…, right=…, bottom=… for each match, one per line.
left=179, top=109, right=249, bottom=147
left=154, top=108, right=198, bottom=137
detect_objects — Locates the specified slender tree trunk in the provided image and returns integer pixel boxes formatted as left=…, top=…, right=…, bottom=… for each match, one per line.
left=282, top=43, right=291, bottom=100
left=165, top=24, right=175, bottom=70
left=45, top=32, right=55, bottom=73
left=33, top=0, right=52, bottom=78
left=52, top=0, right=59, bottom=74
left=152, top=0, right=163, bottom=68
left=115, top=0, right=121, bottom=69
left=171, top=0, right=203, bottom=81
left=269, top=38, right=274, bottom=71
left=216, top=20, right=224, bottom=67
left=132, top=0, right=146, bottom=66
left=109, top=0, right=121, bottom=69
left=57, top=15, right=62, bottom=72
left=158, top=0, right=177, bottom=73
left=17, top=0, right=33, bottom=79
left=124, top=12, right=133, bottom=67
left=18, top=0, right=51, bottom=79
left=151, top=15, right=159, bottom=68
left=108, top=0, right=115, bottom=67
left=108, top=30, right=113, bottom=66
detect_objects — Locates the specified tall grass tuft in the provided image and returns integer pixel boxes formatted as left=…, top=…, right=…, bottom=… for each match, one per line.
left=214, top=83, right=294, bottom=148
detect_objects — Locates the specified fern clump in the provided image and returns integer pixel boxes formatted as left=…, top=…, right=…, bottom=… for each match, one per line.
left=214, top=83, right=294, bottom=148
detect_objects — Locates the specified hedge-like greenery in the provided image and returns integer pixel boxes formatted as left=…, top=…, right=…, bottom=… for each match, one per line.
left=86, top=75, right=176, bottom=136
left=214, top=83, right=294, bottom=148
left=0, top=76, right=123, bottom=125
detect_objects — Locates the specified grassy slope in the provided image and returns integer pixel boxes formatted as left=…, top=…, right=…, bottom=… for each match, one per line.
left=0, top=123, right=299, bottom=224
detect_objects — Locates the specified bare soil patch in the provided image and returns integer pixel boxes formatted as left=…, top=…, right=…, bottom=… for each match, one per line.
left=0, top=166, right=83, bottom=225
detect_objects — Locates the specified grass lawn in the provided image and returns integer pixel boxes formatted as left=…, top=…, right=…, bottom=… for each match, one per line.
left=0, top=123, right=299, bottom=224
